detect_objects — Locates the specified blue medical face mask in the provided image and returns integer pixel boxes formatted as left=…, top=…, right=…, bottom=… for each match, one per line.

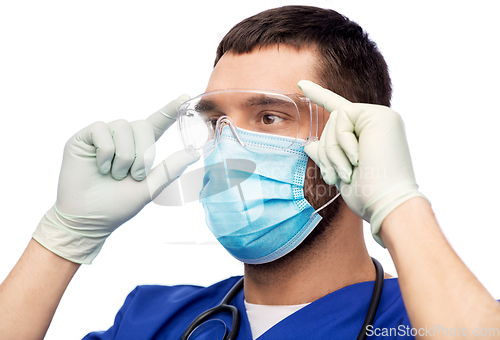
left=199, top=125, right=339, bottom=264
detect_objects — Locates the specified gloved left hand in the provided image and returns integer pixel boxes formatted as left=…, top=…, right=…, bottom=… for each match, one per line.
left=298, top=80, right=428, bottom=247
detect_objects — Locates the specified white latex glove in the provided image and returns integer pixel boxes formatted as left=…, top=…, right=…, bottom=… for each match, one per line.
left=33, top=95, right=200, bottom=264
left=298, top=80, right=428, bottom=247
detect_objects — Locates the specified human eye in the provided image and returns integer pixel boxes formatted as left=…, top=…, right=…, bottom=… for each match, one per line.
left=261, top=113, right=284, bottom=125
left=205, top=116, right=220, bottom=131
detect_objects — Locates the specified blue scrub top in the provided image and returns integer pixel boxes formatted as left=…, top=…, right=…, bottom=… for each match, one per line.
left=83, top=276, right=413, bottom=339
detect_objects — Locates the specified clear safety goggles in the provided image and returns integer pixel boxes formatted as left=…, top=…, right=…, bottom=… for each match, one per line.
left=177, top=89, right=325, bottom=156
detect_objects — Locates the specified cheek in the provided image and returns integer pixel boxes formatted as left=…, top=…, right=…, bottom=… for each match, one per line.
left=303, top=158, right=322, bottom=208
left=303, top=157, right=338, bottom=209
left=305, top=158, right=322, bottom=184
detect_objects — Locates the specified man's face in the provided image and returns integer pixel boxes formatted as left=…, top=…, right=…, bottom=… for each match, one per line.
left=205, top=45, right=338, bottom=215
left=205, top=45, right=327, bottom=140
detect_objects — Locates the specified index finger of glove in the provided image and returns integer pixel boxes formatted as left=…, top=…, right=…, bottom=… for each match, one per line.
left=298, top=80, right=351, bottom=113
left=146, top=94, right=190, bottom=141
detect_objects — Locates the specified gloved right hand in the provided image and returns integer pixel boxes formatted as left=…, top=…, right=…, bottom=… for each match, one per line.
left=32, top=95, right=200, bottom=264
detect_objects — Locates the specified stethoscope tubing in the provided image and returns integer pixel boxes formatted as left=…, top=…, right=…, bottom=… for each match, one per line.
left=181, top=258, right=383, bottom=340
left=180, top=278, right=243, bottom=340
left=356, top=257, right=384, bottom=340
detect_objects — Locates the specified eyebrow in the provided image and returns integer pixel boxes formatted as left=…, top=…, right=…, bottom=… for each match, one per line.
left=245, top=95, right=296, bottom=109
left=195, top=94, right=296, bottom=113
left=195, top=99, right=219, bottom=113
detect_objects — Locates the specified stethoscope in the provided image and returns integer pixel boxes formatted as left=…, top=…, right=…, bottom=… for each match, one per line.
left=181, top=257, right=384, bottom=340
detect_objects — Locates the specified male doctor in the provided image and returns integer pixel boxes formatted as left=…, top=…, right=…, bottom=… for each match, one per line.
left=0, top=5, right=499, bottom=340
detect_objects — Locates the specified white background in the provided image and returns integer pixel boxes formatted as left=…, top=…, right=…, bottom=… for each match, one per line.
left=0, top=1, right=499, bottom=339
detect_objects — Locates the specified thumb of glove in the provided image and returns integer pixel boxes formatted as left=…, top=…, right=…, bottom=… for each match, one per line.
left=145, top=150, right=200, bottom=201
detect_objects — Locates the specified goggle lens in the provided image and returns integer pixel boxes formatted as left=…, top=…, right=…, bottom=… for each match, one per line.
left=178, top=89, right=321, bottom=156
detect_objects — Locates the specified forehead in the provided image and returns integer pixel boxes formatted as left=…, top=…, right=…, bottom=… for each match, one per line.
left=205, top=45, right=319, bottom=94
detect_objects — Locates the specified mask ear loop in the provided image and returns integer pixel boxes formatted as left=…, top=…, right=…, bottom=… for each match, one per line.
left=310, top=192, right=341, bottom=218
left=215, top=116, right=246, bottom=148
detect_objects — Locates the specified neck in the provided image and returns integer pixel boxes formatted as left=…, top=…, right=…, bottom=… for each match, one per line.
left=243, top=204, right=375, bottom=305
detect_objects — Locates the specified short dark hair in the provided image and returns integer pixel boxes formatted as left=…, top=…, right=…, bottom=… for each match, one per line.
left=215, top=5, right=392, bottom=106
